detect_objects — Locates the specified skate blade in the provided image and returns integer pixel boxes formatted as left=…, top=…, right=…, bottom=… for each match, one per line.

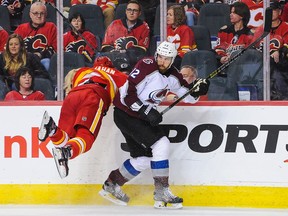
left=154, top=201, right=183, bottom=209
left=52, top=148, right=69, bottom=179
left=38, top=111, right=50, bottom=141
left=98, top=189, right=128, bottom=206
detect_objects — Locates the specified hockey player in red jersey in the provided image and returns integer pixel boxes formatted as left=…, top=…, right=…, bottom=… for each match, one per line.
left=37, top=56, right=128, bottom=178
left=98, top=41, right=210, bottom=209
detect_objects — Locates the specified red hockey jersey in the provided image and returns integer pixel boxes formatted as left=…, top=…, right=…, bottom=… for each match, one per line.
left=101, top=18, right=150, bottom=51
left=63, top=30, right=98, bottom=60
left=4, top=90, right=45, bottom=100
left=167, top=24, right=197, bottom=58
left=215, top=25, right=253, bottom=57
left=71, top=66, right=127, bottom=104
left=253, top=21, right=288, bottom=53
left=14, top=22, right=57, bottom=58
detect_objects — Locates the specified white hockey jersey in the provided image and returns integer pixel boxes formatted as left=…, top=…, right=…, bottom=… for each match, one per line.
left=113, top=57, right=198, bottom=118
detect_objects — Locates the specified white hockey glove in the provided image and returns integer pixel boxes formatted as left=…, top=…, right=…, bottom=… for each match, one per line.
left=189, top=78, right=210, bottom=98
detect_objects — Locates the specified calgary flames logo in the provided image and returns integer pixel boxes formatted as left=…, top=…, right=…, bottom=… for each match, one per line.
left=65, top=40, right=86, bottom=54
left=24, top=35, right=48, bottom=52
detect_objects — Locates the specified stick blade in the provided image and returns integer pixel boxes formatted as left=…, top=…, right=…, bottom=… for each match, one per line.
left=264, top=7, right=272, bottom=33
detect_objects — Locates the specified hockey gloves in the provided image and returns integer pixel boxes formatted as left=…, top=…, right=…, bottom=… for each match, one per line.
left=139, top=104, right=163, bottom=126
left=189, top=78, right=210, bottom=98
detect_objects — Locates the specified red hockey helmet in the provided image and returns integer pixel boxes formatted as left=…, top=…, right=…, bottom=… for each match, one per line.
left=93, top=56, right=114, bottom=68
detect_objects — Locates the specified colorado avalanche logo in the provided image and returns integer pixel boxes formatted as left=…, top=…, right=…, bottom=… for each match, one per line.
left=24, top=35, right=48, bottom=52
left=146, top=88, right=169, bottom=104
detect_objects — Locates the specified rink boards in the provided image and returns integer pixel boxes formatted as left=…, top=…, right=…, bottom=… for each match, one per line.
left=0, top=101, right=288, bottom=208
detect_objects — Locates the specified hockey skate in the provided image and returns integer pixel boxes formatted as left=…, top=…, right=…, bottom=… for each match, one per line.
left=38, top=111, right=57, bottom=141
left=153, top=187, right=183, bottom=209
left=99, top=180, right=130, bottom=206
left=52, top=146, right=71, bottom=178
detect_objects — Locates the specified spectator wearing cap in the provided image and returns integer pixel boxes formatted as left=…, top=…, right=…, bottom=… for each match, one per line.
left=253, top=1, right=288, bottom=64
left=253, top=0, right=288, bottom=99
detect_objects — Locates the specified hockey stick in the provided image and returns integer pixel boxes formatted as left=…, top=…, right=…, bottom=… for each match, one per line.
left=160, top=7, right=272, bottom=116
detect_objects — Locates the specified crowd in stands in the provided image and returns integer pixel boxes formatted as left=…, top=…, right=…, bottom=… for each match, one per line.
left=1, top=0, right=288, bottom=100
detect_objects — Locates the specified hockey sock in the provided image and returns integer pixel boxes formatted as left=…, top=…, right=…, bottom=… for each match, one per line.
left=108, top=168, right=129, bottom=186
left=65, top=126, right=95, bottom=159
left=50, top=128, right=69, bottom=147
left=154, top=176, right=169, bottom=190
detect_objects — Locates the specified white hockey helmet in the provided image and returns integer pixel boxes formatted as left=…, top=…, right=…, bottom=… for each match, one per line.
left=155, top=41, right=178, bottom=68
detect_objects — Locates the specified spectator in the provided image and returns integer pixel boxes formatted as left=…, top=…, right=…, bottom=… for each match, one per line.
left=101, top=0, right=150, bottom=71
left=180, top=64, right=197, bottom=83
left=166, top=4, right=197, bottom=69
left=166, top=65, right=208, bottom=101
left=14, top=1, right=57, bottom=71
left=71, top=0, right=118, bottom=28
left=240, top=0, right=263, bottom=29
left=117, top=0, right=160, bottom=36
left=64, top=12, right=98, bottom=64
left=0, top=33, right=50, bottom=90
left=0, top=26, right=9, bottom=53
left=4, top=66, right=45, bottom=100
left=1, top=0, right=25, bottom=31
left=214, top=2, right=253, bottom=67
left=254, top=1, right=288, bottom=99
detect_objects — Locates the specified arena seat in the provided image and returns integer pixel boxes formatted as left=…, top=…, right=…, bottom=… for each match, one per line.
left=48, top=52, right=86, bottom=88
left=68, top=4, right=105, bottom=42
left=0, top=6, right=11, bottom=33
left=181, top=50, right=218, bottom=78
left=190, top=25, right=212, bottom=50
left=223, top=49, right=264, bottom=100
left=197, top=3, right=231, bottom=37
left=34, top=77, right=55, bottom=100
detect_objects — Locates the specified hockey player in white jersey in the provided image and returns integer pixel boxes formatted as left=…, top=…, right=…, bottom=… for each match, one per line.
left=99, top=41, right=210, bottom=209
